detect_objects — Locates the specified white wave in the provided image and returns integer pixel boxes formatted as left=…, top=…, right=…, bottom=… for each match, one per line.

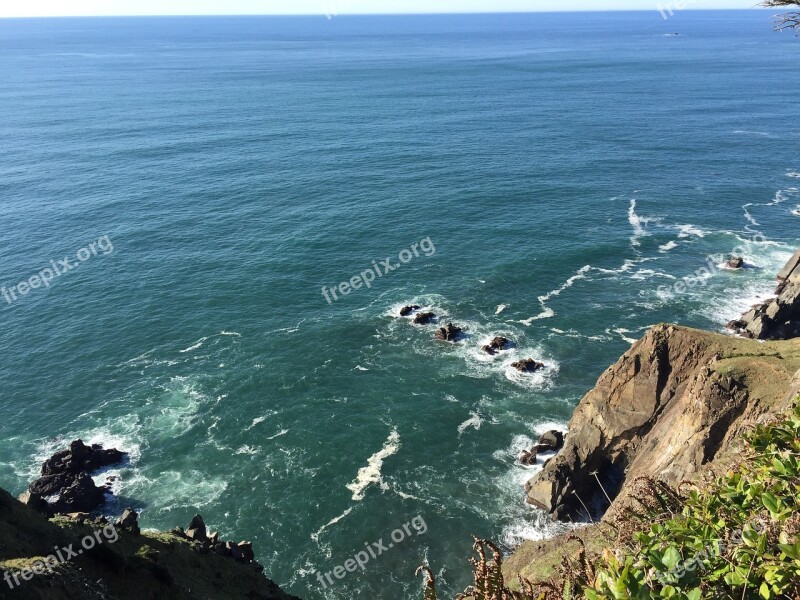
left=503, top=359, right=560, bottom=391
left=245, top=416, right=269, bottom=431
left=628, top=198, right=648, bottom=246
left=742, top=204, right=760, bottom=227
left=495, top=304, right=508, bottom=315
left=311, top=507, right=354, bottom=541
left=609, top=327, right=639, bottom=344
left=346, top=429, right=400, bottom=501
left=787, top=172, right=800, bottom=179
left=659, top=240, right=679, bottom=252
left=792, top=206, right=800, bottom=217
left=457, top=412, right=483, bottom=436
left=220, top=331, right=241, bottom=337
left=235, top=445, right=260, bottom=455
left=520, top=265, right=591, bottom=324
left=179, top=337, right=208, bottom=353
left=266, top=429, right=289, bottom=440
left=733, top=130, right=772, bottom=137
left=676, top=224, right=707, bottom=238
left=630, top=269, right=676, bottom=281
left=353, top=365, right=370, bottom=371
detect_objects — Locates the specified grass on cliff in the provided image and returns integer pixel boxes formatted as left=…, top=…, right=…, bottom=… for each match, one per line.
left=418, top=402, right=800, bottom=599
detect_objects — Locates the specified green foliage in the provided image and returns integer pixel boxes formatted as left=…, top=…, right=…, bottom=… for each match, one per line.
left=582, top=403, right=800, bottom=599
left=421, top=403, right=800, bottom=600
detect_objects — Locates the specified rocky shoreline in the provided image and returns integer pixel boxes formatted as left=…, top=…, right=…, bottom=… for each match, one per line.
left=523, top=248, right=800, bottom=524
left=3, top=440, right=300, bottom=599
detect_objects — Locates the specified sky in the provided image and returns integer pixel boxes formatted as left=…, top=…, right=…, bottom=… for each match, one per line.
left=0, top=0, right=763, bottom=18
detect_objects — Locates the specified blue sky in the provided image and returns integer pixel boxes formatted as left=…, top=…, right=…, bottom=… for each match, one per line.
left=0, top=0, right=763, bottom=18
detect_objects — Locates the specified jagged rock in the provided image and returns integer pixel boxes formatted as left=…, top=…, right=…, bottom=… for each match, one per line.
left=726, top=256, right=744, bottom=269
left=400, top=305, right=421, bottom=317
left=226, top=541, right=244, bottom=562
left=117, top=508, right=140, bottom=534
left=728, top=248, right=800, bottom=340
left=511, top=359, right=545, bottom=373
left=186, top=514, right=207, bottom=542
left=18, top=491, right=52, bottom=516
left=518, top=431, right=564, bottom=466
left=435, top=323, right=463, bottom=342
left=537, top=430, right=564, bottom=452
left=483, top=336, right=512, bottom=355
left=238, top=542, right=255, bottom=562
left=413, top=312, right=436, bottom=325
left=49, top=473, right=107, bottom=514
left=65, top=512, right=91, bottom=523
left=41, top=439, right=127, bottom=477
left=208, top=531, right=219, bottom=544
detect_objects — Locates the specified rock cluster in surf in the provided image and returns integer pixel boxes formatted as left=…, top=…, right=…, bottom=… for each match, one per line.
left=728, top=248, right=800, bottom=340
left=21, top=439, right=127, bottom=515
left=398, top=305, right=545, bottom=373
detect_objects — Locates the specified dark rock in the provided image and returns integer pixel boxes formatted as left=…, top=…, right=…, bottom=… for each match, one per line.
left=435, top=323, right=463, bottom=342
left=18, top=491, right=52, bottom=516
left=511, top=359, right=545, bottom=373
left=208, top=531, right=219, bottom=544
left=518, top=449, right=538, bottom=466
left=413, top=312, right=436, bottom=325
left=51, top=473, right=107, bottom=513
left=400, top=305, right=421, bottom=317
left=238, top=541, right=255, bottom=562
left=117, top=507, right=140, bottom=534
left=726, top=256, right=744, bottom=269
left=483, top=336, right=512, bottom=355
left=186, top=514, right=207, bottom=542
left=537, top=430, right=564, bottom=452
left=41, top=439, right=126, bottom=478
left=226, top=541, right=244, bottom=562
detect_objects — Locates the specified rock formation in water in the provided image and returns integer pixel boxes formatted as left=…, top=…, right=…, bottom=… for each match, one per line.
left=728, top=247, right=800, bottom=340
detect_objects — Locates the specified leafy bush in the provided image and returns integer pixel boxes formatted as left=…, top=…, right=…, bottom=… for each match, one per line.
left=420, top=403, right=800, bottom=600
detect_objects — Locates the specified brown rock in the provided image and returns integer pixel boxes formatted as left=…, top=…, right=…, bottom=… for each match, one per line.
left=435, top=323, right=463, bottom=342
left=400, top=305, right=421, bottom=317
left=511, top=359, right=545, bottom=373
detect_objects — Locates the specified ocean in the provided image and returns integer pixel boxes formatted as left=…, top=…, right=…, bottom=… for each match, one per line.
left=0, top=10, right=798, bottom=599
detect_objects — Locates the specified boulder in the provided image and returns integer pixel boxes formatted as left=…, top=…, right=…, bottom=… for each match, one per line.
left=238, top=541, right=255, bottom=562
left=511, top=359, right=545, bottom=373
left=50, top=473, right=107, bottom=513
left=435, top=323, right=463, bottom=342
left=483, top=336, right=512, bottom=355
left=400, top=305, right=421, bottom=317
left=536, top=430, right=564, bottom=452
left=18, top=491, right=52, bottom=516
left=117, top=507, right=140, bottom=534
left=726, top=256, right=744, bottom=269
left=186, top=514, right=207, bottom=542
left=413, top=312, right=436, bottom=325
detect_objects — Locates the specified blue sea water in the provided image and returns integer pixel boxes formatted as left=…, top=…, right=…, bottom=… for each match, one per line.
left=0, top=10, right=799, bottom=599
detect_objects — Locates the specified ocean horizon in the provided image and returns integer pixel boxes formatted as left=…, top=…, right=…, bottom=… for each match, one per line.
left=1, top=10, right=798, bottom=599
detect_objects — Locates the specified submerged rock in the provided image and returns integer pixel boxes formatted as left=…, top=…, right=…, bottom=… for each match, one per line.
left=519, top=431, right=564, bottom=466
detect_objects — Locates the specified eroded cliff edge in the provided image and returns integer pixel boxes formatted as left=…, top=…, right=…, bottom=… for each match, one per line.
left=524, top=325, right=800, bottom=522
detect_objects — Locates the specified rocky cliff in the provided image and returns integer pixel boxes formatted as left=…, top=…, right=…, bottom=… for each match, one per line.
left=525, top=249, right=800, bottom=523
left=0, top=487, right=301, bottom=600
left=525, top=325, right=800, bottom=521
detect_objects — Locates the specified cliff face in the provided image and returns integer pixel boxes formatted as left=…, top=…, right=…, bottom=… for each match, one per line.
left=525, top=325, right=800, bottom=521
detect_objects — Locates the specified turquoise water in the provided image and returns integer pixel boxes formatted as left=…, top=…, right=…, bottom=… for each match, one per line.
left=1, top=11, right=799, bottom=599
